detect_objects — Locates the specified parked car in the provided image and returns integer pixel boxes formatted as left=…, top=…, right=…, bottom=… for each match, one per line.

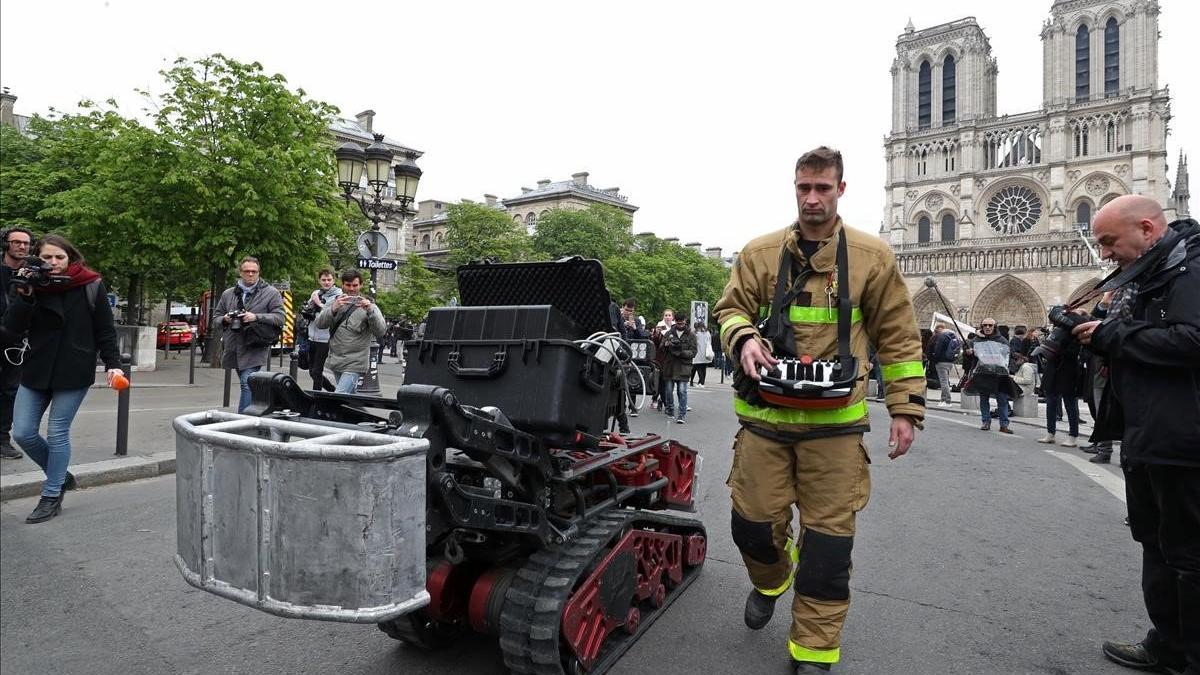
left=157, top=321, right=194, bottom=350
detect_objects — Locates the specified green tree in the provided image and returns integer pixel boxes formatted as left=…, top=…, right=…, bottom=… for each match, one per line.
left=530, top=204, right=634, bottom=261
left=444, top=201, right=530, bottom=271
left=30, top=104, right=187, bottom=324
left=145, top=54, right=349, bottom=308
left=0, top=122, right=53, bottom=232
left=604, top=236, right=729, bottom=320
left=375, top=253, right=443, bottom=322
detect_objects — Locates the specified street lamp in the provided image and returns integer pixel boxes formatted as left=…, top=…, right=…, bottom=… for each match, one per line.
left=334, top=132, right=422, bottom=393
left=335, top=133, right=422, bottom=240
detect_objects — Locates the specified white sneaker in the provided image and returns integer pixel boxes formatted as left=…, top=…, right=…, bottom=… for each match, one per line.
left=694, top=384, right=705, bottom=388
left=937, top=401, right=952, bottom=408
left=1059, top=437, right=1078, bottom=448
left=1037, top=434, right=1056, bottom=444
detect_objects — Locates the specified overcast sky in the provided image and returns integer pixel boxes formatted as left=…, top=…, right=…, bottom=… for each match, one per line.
left=2, top=1, right=1195, bottom=253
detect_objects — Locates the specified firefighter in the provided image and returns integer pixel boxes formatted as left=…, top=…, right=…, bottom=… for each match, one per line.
left=714, top=146, right=925, bottom=673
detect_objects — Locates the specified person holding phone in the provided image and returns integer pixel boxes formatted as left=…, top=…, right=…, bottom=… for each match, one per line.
left=313, top=269, right=386, bottom=394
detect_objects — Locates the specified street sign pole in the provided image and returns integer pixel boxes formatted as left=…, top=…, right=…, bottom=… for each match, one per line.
left=358, top=264, right=383, bottom=394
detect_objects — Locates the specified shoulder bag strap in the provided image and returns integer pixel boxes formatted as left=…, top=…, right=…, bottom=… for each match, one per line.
left=835, top=228, right=852, bottom=364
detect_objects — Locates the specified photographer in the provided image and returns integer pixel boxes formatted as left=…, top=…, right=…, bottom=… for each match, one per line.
left=302, top=268, right=340, bottom=391
left=213, top=257, right=284, bottom=412
left=1071, top=196, right=1200, bottom=674
left=3, top=234, right=122, bottom=524
left=313, top=269, right=386, bottom=394
left=0, top=227, right=34, bottom=460
left=660, top=312, right=696, bottom=424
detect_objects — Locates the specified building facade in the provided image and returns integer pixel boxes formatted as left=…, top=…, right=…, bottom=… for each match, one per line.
left=882, top=0, right=1189, bottom=330
left=408, top=172, right=639, bottom=264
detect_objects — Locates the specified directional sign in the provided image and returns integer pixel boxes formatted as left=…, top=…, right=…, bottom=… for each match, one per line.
left=356, top=230, right=390, bottom=259
left=358, top=257, right=398, bottom=270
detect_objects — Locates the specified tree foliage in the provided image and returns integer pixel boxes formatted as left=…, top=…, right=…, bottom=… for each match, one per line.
left=530, top=204, right=634, bottom=261
left=444, top=201, right=530, bottom=271
left=375, top=254, right=442, bottom=322
left=603, top=236, right=729, bottom=322
left=146, top=54, right=349, bottom=286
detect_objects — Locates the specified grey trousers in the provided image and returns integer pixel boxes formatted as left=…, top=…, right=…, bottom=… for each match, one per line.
left=935, top=362, right=955, bottom=403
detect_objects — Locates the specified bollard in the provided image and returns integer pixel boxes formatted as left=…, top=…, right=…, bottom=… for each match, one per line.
left=115, top=357, right=132, bottom=456
left=289, top=352, right=299, bottom=380
left=223, top=368, right=233, bottom=408
left=188, top=339, right=196, bottom=385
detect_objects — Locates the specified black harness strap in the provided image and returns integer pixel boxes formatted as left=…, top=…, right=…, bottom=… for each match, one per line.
left=835, top=229, right=851, bottom=365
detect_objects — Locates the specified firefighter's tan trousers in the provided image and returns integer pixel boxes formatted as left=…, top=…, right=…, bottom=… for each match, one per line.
left=727, top=428, right=871, bottom=664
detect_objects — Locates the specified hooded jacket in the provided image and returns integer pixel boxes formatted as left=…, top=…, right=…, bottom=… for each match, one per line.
left=313, top=296, right=387, bottom=375
left=1089, top=218, right=1200, bottom=467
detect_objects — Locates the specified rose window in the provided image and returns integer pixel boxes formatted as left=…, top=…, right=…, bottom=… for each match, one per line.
left=985, top=186, right=1042, bottom=235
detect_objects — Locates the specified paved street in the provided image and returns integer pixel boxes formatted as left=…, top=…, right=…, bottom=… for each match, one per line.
left=0, top=374, right=1146, bottom=675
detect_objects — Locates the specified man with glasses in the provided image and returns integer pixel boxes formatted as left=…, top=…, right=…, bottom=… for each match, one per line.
left=0, top=228, right=34, bottom=459
left=963, top=318, right=1013, bottom=433
left=213, top=257, right=284, bottom=412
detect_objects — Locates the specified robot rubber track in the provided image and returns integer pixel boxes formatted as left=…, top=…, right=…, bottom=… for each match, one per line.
left=498, top=509, right=707, bottom=675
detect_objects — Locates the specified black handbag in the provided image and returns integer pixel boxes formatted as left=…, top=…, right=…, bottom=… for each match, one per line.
left=238, top=289, right=282, bottom=349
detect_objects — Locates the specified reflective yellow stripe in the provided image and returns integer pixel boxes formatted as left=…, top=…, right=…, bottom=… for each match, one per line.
left=756, top=306, right=863, bottom=324
left=734, top=399, right=868, bottom=425
left=881, top=360, right=925, bottom=382
left=788, top=641, right=840, bottom=664
left=720, top=314, right=753, bottom=337
left=755, top=538, right=800, bottom=597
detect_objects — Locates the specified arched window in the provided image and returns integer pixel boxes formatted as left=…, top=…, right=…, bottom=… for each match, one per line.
left=942, top=55, right=956, bottom=125
left=1076, top=25, right=1090, bottom=102
left=525, top=212, right=537, bottom=230
left=1075, top=202, right=1092, bottom=233
left=918, top=216, right=931, bottom=243
left=1106, top=121, right=1116, bottom=153
left=1104, top=18, right=1119, bottom=96
left=434, top=231, right=444, bottom=248
left=941, top=214, right=956, bottom=242
left=420, top=234, right=430, bottom=251
left=918, top=61, right=931, bottom=130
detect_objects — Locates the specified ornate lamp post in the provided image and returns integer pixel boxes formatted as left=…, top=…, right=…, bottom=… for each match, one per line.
left=334, top=133, right=422, bottom=392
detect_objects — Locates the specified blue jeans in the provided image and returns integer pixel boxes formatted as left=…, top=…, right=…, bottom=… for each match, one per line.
left=11, top=385, right=90, bottom=497
left=1046, top=393, right=1080, bottom=437
left=980, top=391, right=1010, bottom=427
left=668, top=379, right=688, bottom=420
left=237, top=366, right=261, bottom=413
left=334, top=371, right=360, bottom=394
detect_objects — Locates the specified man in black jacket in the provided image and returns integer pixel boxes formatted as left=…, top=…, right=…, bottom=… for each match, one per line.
left=1074, top=195, right=1200, bottom=675
left=0, top=227, right=34, bottom=460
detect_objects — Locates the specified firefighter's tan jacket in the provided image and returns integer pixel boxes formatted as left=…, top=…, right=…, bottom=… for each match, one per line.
left=714, top=218, right=926, bottom=433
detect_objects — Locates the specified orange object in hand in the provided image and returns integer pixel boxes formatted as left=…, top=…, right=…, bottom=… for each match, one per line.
left=111, top=373, right=129, bottom=391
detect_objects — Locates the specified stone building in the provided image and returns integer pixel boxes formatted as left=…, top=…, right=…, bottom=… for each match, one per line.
left=882, top=0, right=1190, bottom=331
left=408, top=172, right=638, bottom=264
left=0, top=87, right=32, bottom=133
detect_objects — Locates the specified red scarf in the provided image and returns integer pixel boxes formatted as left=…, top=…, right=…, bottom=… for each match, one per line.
left=36, top=262, right=102, bottom=294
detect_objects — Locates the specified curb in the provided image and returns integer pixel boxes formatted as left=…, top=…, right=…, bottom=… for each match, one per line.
left=0, top=451, right=176, bottom=502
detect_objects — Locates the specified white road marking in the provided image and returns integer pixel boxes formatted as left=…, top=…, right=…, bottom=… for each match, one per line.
left=1044, top=449, right=1126, bottom=503
left=918, top=405, right=1125, bottom=502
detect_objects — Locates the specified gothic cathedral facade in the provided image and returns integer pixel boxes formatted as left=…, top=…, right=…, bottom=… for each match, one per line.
left=882, top=0, right=1189, bottom=331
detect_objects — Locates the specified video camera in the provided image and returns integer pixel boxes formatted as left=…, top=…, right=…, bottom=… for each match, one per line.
left=12, top=255, right=70, bottom=290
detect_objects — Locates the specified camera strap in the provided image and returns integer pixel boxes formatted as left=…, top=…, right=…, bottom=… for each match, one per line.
left=1065, top=226, right=1184, bottom=311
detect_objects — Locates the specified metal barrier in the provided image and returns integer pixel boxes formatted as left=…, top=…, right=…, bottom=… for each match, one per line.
left=173, top=411, right=429, bottom=622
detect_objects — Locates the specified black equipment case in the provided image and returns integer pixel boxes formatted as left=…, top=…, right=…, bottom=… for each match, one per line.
left=403, top=259, right=617, bottom=435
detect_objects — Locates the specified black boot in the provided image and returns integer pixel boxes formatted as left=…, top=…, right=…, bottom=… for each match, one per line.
left=26, top=494, right=63, bottom=524
left=1090, top=451, right=1111, bottom=464
left=0, top=442, right=21, bottom=459
left=793, top=662, right=831, bottom=674
left=743, top=589, right=779, bottom=630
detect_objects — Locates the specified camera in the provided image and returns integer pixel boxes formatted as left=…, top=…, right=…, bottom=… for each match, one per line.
left=12, top=255, right=70, bottom=289
left=300, top=300, right=320, bottom=322
left=227, top=310, right=247, bottom=331
left=1031, top=305, right=1090, bottom=360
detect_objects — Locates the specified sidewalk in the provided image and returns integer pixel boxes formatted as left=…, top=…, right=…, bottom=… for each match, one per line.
left=0, top=350, right=411, bottom=501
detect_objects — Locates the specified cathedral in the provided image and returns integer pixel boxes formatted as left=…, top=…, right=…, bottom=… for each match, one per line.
left=882, top=0, right=1190, bottom=331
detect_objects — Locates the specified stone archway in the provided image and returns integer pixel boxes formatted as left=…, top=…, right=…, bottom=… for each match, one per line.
left=971, top=274, right=1046, bottom=329
left=910, top=287, right=941, bottom=329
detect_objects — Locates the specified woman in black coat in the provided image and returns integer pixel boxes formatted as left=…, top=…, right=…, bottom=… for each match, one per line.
left=3, top=234, right=122, bottom=523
